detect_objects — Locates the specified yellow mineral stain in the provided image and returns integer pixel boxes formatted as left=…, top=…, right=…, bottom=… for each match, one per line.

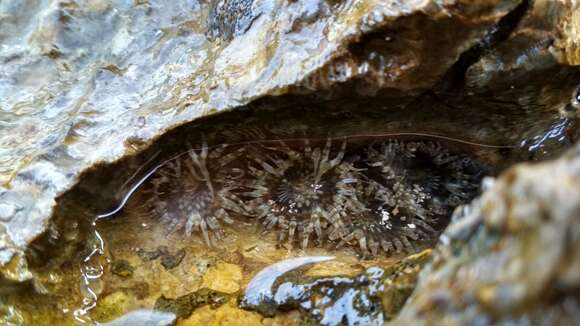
left=304, top=260, right=363, bottom=278
left=92, top=291, right=136, bottom=323
left=179, top=301, right=263, bottom=326
left=201, top=263, right=243, bottom=294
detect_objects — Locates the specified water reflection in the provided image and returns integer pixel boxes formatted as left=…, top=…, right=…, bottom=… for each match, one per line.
left=98, top=309, right=176, bottom=326
left=75, top=229, right=106, bottom=324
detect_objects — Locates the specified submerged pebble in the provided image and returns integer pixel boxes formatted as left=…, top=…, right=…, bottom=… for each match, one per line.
left=136, top=246, right=186, bottom=270
left=110, top=260, right=134, bottom=278
left=154, top=288, right=230, bottom=319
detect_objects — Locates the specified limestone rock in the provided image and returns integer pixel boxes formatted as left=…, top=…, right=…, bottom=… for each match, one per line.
left=200, top=263, right=243, bottom=294
left=179, top=302, right=264, bottom=326
left=394, top=144, right=580, bottom=325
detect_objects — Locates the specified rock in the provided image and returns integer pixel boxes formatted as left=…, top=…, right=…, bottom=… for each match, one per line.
left=0, top=0, right=536, bottom=277
left=464, top=0, right=580, bottom=90
left=110, top=260, right=134, bottom=278
left=154, top=288, right=230, bottom=319
left=160, top=248, right=187, bottom=270
left=200, top=263, right=243, bottom=294
left=549, top=1, right=580, bottom=66
left=381, top=250, right=432, bottom=318
left=208, top=0, right=256, bottom=40
left=92, top=291, right=136, bottom=323
left=393, top=144, right=580, bottom=325
left=0, top=305, right=25, bottom=325
left=303, top=260, right=361, bottom=278
left=260, top=310, right=303, bottom=326
left=179, top=302, right=264, bottom=326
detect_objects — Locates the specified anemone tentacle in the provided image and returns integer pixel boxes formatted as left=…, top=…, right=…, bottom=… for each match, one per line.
left=242, top=138, right=358, bottom=248
left=330, top=140, right=486, bottom=257
left=146, top=141, right=247, bottom=246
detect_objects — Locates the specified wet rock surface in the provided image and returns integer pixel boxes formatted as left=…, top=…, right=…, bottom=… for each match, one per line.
left=394, top=144, right=580, bottom=325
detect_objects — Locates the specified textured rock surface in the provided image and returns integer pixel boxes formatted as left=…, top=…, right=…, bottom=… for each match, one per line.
left=0, top=0, right=530, bottom=273
left=393, top=143, right=580, bottom=325
left=465, top=0, right=580, bottom=89
left=200, top=263, right=243, bottom=294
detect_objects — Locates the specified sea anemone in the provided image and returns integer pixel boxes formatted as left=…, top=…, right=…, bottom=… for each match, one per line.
left=330, top=140, right=486, bottom=257
left=242, top=138, right=360, bottom=248
left=145, top=142, right=247, bottom=245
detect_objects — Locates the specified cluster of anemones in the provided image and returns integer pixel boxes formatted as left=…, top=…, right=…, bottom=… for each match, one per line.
left=142, top=137, right=485, bottom=256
